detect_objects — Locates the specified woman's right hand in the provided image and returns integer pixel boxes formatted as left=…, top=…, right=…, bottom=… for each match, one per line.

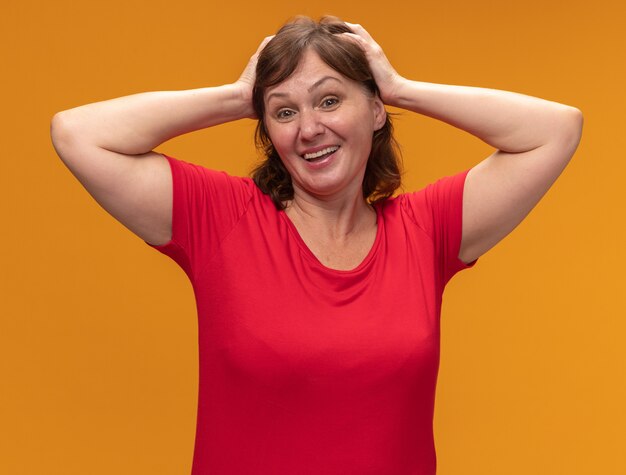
left=234, top=35, right=274, bottom=119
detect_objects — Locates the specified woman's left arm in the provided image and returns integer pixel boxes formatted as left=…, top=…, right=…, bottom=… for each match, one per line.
left=343, top=23, right=584, bottom=264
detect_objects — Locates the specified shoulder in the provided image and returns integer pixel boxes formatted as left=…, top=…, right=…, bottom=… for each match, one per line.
left=379, top=169, right=471, bottom=233
left=163, top=154, right=260, bottom=205
left=164, top=154, right=253, bottom=186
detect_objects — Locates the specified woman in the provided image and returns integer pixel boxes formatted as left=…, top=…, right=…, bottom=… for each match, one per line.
left=51, top=16, right=582, bottom=475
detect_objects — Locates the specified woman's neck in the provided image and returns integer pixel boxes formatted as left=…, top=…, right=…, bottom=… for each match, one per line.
left=287, top=188, right=374, bottom=234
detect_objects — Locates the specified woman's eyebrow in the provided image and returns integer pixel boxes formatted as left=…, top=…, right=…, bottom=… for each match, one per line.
left=307, top=76, right=342, bottom=92
left=266, top=91, right=288, bottom=103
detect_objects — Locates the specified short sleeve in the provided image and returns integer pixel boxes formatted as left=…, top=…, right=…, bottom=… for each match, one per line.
left=145, top=154, right=253, bottom=280
left=401, top=169, right=477, bottom=287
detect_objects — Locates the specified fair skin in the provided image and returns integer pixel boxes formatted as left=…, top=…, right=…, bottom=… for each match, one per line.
left=263, top=49, right=386, bottom=269
left=50, top=23, right=582, bottom=271
left=339, top=23, right=583, bottom=264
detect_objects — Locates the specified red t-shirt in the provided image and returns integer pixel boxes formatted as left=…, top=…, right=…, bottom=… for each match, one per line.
left=147, top=154, right=475, bottom=475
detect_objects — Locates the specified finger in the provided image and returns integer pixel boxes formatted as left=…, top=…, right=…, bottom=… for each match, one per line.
left=336, top=32, right=368, bottom=52
left=255, top=35, right=275, bottom=55
left=343, top=22, right=374, bottom=42
left=336, top=31, right=365, bottom=44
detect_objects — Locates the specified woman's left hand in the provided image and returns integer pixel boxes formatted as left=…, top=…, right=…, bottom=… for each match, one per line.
left=340, top=22, right=405, bottom=106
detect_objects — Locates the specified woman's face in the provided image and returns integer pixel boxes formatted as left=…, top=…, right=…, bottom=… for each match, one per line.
left=263, top=49, right=386, bottom=202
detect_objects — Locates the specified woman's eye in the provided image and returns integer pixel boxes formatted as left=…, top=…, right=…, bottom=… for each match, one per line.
left=321, top=97, right=339, bottom=108
left=276, top=109, right=294, bottom=120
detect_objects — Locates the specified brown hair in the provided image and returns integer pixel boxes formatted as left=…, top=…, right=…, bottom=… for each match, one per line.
left=251, top=15, right=402, bottom=210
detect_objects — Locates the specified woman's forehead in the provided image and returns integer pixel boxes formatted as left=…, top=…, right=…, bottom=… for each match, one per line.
left=264, top=51, right=352, bottom=99
left=275, top=51, right=338, bottom=84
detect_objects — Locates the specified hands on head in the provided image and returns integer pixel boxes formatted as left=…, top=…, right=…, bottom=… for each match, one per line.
left=235, top=19, right=404, bottom=120
left=235, top=35, right=275, bottom=119
left=336, top=22, right=403, bottom=106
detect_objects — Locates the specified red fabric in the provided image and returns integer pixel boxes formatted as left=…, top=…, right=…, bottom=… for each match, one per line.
left=147, top=154, right=475, bottom=475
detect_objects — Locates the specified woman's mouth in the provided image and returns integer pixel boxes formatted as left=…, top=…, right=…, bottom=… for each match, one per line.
left=302, top=146, right=340, bottom=162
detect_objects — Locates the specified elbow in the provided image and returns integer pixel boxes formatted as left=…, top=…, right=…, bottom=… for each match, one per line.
left=50, top=112, right=61, bottom=141
left=50, top=112, right=65, bottom=156
left=50, top=110, right=80, bottom=160
left=555, top=105, right=584, bottom=159
left=51, top=110, right=73, bottom=142
left=568, top=105, right=584, bottom=150
left=566, top=105, right=584, bottom=135
left=567, top=105, right=583, bottom=134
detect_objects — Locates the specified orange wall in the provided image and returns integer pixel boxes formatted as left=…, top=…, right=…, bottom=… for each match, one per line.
left=1, top=0, right=624, bottom=474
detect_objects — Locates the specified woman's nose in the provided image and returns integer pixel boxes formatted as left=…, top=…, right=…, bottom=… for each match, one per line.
left=298, top=110, right=325, bottom=141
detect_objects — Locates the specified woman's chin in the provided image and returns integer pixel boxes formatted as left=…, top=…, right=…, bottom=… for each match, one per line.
left=292, top=174, right=365, bottom=202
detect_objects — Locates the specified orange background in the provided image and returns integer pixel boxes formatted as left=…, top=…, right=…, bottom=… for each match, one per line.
left=1, top=0, right=624, bottom=474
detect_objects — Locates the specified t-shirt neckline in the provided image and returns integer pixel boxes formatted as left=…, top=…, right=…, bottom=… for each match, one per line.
left=278, top=203, right=384, bottom=275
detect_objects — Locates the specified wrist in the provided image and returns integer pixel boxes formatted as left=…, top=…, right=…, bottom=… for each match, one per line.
left=381, top=75, right=410, bottom=109
left=229, top=81, right=256, bottom=120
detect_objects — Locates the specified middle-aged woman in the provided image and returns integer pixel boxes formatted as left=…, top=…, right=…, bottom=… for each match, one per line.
left=51, top=16, right=583, bottom=475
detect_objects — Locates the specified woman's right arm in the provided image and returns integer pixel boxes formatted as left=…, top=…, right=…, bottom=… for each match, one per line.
left=50, top=37, right=270, bottom=246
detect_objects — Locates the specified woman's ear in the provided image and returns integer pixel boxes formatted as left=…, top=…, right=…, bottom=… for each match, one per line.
left=372, top=95, right=387, bottom=131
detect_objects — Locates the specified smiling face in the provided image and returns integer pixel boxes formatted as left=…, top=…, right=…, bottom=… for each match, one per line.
left=263, top=49, right=386, bottom=203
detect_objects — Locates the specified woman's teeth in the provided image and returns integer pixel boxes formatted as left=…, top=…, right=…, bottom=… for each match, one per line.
left=303, top=146, right=339, bottom=161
